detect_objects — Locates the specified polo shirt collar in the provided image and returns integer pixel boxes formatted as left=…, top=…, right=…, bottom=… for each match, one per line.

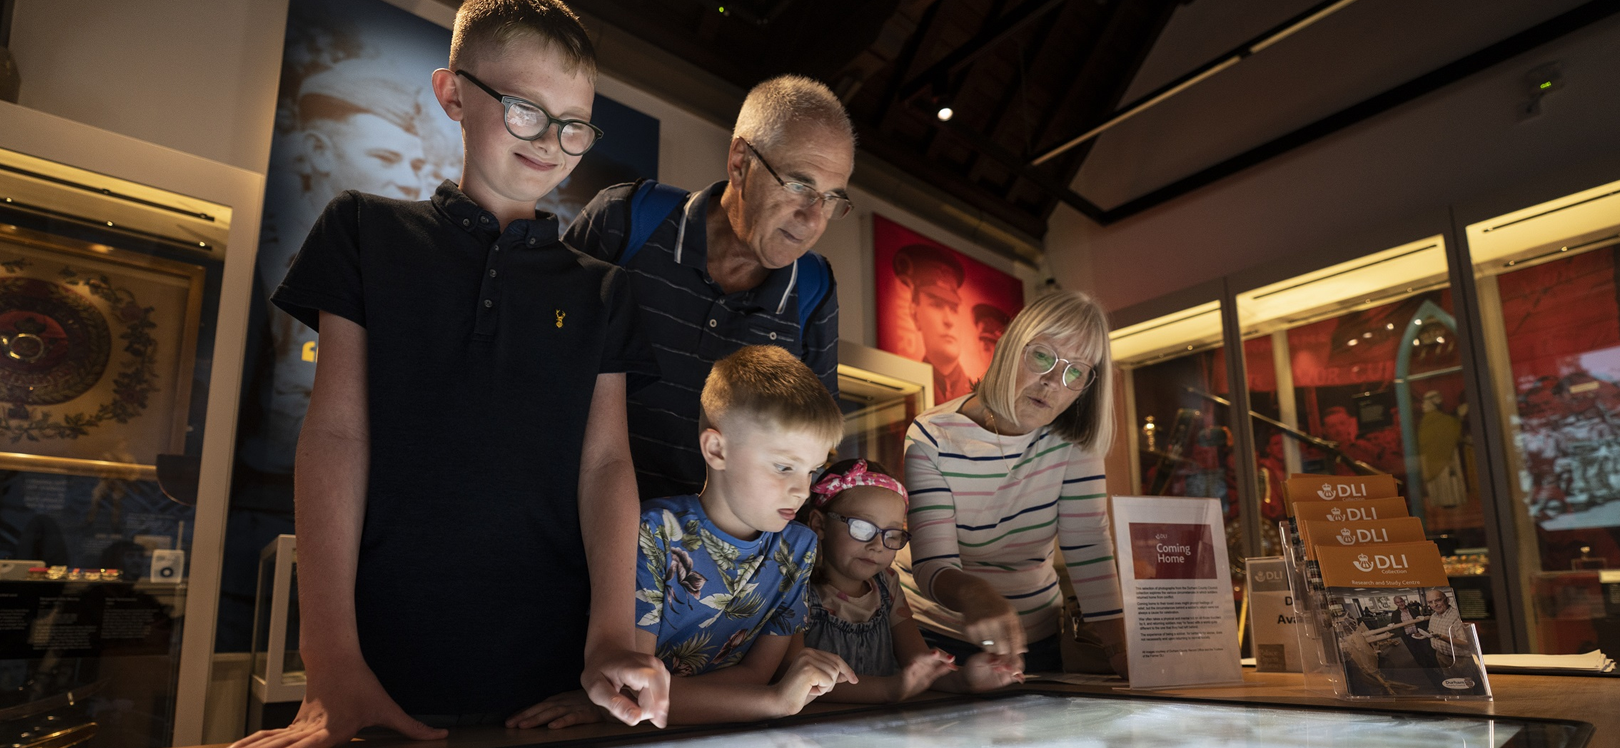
left=678, top=180, right=798, bottom=312
left=431, top=180, right=559, bottom=245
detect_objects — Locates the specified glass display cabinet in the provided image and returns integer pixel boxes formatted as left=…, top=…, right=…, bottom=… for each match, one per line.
left=250, top=535, right=302, bottom=732
left=834, top=341, right=932, bottom=472
left=1110, top=300, right=1257, bottom=593
left=0, top=104, right=260, bottom=746
left=1232, top=235, right=1499, bottom=650
left=1467, top=178, right=1620, bottom=655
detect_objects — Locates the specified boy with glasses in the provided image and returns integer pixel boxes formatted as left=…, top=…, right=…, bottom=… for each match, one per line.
left=238, top=3, right=667, bottom=746
left=564, top=75, right=854, bottom=501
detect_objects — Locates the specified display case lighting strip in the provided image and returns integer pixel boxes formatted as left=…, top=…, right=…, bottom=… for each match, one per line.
left=1479, top=186, right=1620, bottom=233
left=1, top=197, right=214, bottom=251
left=1128, top=339, right=1225, bottom=366
left=1272, top=279, right=1449, bottom=329
left=1501, top=233, right=1620, bottom=269
left=0, top=162, right=217, bottom=222
left=1110, top=305, right=1221, bottom=341
left=1250, top=244, right=1437, bottom=300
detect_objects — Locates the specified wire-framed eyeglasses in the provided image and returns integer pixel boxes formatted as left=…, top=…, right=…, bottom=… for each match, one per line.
left=1023, top=343, right=1097, bottom=392
left=825, top=511, right=910, bottom=550
left=455, top=69, right=604, bottom=156
left=742, top=139, right=854, bottom=221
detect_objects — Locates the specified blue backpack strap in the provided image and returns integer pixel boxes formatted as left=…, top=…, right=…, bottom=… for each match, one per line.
left=794, top=252, right=831, bottom=329
left=620, top=179, right=688, bottom=265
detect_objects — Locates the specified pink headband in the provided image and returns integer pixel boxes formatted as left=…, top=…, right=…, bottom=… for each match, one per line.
left=811, top=460, right=908, bottom=508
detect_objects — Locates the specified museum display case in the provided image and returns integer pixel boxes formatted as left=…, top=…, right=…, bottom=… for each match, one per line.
left=0, top=103, right=261, bottom=747
left=1110, top=300, right=1260, bottom=593
left=1232, top=235, right=1499, bottom=651
left=1466, top=178, right=1620, bottom=655
left=834, top=342, right=932, bottom=472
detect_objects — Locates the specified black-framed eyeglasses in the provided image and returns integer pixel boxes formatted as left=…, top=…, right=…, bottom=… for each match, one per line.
left=741, top=139, right=854, bottom=221
left=1023, top=342, right=1097, bottom=392
left=455, top=69, right=604, bottom=156
left=825, top=511, right=910, bottom=550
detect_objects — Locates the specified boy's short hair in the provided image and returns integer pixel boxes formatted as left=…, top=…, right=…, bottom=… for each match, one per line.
left=701, top=346, right=843, bottom=448
left=451, top=0, right=597, bottom=79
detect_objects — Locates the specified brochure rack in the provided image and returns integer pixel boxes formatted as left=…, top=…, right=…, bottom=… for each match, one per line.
left=1278, top=476, right=1493, bottom=702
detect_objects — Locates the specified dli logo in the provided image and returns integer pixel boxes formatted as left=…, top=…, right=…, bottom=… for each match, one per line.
left=1337, top=529, right=1357, bottom=545
left=1327, top=507, right=1345, bottom=521
left=1353, top=553, right=1374, bottom=572
left=1316, top=483, right=1369, bottom=501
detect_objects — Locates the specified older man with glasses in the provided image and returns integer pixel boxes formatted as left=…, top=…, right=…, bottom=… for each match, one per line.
left=565, top=74, right=854, bottom=500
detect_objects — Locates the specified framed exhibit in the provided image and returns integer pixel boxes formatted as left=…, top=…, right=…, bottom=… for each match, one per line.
left=872, top=213, right=1024, bottom=404
left=0, top=222, right=206, bottom=477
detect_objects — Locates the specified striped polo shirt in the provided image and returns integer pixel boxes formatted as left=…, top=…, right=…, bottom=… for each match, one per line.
left=564, top=181, right=840, bottom=499
left=896, top=396, right=1123, bottom=643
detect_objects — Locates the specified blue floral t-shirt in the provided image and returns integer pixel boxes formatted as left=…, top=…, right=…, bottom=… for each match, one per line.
left=635, top=495, right=817, bottom=676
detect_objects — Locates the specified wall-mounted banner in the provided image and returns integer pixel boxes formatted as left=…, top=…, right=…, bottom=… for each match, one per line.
left=872, top=214, right=1023, bottom=403
left=1111, top=495, right=1243, bottom=690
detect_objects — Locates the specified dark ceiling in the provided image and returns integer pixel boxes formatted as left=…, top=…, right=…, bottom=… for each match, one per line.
left=561, top=0, right=1182, bottom=241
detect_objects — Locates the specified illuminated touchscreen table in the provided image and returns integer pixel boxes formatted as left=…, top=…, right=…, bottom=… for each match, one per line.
left=594, top=693, right=1588, bottom=748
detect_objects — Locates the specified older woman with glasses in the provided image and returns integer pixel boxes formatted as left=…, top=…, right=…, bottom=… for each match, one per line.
left=897, top=290, right=1128, bottom=678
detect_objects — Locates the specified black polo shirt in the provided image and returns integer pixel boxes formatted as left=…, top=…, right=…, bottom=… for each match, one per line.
left=564, top=180, right=839, bottom=500
left=271, top=181, right=657, bottom=716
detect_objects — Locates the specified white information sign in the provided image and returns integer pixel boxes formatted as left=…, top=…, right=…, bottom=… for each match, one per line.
left=1111, top=495, right=1243, bottom=689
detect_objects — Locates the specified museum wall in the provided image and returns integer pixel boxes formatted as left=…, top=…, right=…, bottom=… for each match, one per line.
left=1046, top=14, right=1620, bottom=314
left=5, top=0, right=1037, bottom=352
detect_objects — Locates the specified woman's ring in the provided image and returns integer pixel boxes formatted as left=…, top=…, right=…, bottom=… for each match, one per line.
left=980, top=639, right=996, bottom=647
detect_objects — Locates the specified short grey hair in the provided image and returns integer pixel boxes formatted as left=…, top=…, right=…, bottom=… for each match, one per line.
left=733, top=75, right=856, bottom=154
left=975, top=290, right=1115, bottom=453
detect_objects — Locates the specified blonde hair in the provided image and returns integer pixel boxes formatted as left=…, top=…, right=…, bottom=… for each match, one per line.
left=701, top=346, right=843, bottom=448
left=451, top=0, right=597, bottom=79
left=976, top=290, right=1114, bottom=452
left=733, top=75, right=855, bottom=154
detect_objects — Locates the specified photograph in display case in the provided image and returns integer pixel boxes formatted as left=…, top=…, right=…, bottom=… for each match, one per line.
left=0, top=223, right=205, bottom=473
left=873, top=213, right=1024, bottom=403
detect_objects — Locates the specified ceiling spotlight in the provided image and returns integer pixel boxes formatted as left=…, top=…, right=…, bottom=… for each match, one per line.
left=936, top=106, right=954, bottom=121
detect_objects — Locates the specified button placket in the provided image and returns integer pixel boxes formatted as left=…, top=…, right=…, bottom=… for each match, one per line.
left=474, top=237, right=505, bottom=336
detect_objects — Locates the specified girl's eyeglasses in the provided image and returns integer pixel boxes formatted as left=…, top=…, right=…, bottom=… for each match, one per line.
left=825, top=511, right=910, bottom=550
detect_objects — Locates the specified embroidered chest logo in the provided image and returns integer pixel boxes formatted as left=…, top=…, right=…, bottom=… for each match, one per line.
left=555, top=310, right=566, bottom=328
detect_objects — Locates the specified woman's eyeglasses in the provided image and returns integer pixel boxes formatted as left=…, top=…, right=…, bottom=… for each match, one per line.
left=455, top=70, right=604, bottom=156
left=825, top=511, right=910, bottom=550
left=1023, top=343, right=1097, bottom=392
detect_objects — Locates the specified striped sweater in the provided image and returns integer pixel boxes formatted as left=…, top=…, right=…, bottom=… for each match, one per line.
left=896, top=397, right=1123, bottom=643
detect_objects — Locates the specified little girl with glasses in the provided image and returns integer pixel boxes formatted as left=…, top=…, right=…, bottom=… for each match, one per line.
left=783, top=459, right=1021, bottom=702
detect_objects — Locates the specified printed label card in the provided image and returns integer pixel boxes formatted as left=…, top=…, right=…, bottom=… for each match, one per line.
left=1247, top=556, right=1301, bottom=673
left=1111, top=496, right=1243, bottom=690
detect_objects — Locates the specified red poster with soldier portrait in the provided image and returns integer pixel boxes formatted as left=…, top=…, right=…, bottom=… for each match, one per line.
left=873, top=214, right=1025, bottom=404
